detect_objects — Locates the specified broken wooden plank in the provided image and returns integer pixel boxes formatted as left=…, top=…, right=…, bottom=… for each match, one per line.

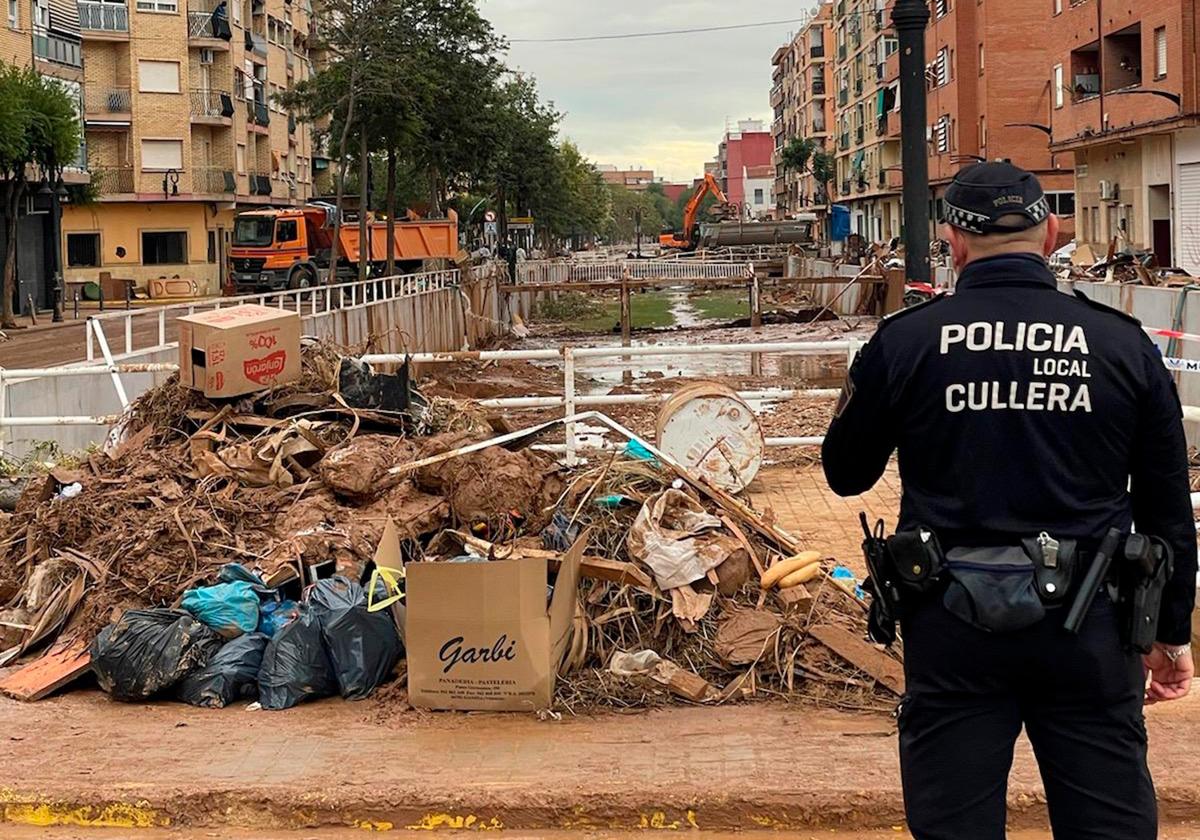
left=452, top=532, right=656, bottom=592
left=0, top=642, right=91, bottom=701
left=651, top=659, right=717, bottom=702
left=809, top=624, right=904, bottom=696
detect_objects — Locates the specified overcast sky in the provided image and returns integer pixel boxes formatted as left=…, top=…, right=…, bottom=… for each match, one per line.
left=479, top=1, right=816, bottom=183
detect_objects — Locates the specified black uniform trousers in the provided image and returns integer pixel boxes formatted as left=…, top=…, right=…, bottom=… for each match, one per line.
left=899, top=592, right=1155, bottom=840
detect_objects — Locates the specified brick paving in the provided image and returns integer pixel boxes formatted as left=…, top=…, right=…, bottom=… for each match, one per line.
left=749, top=461, right=901, bottom=574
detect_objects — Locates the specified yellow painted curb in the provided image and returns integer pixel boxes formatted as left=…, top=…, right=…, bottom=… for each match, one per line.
left=0, top=790, right=167, bottom=829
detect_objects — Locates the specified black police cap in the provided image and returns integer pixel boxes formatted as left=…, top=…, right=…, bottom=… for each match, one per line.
left=943, top=161, right=1050, bottom=235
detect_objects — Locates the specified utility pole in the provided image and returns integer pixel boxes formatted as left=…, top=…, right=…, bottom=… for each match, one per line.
left=634, top=207, right=642, bottom=258
left=892, top=0, right=931, bottom=284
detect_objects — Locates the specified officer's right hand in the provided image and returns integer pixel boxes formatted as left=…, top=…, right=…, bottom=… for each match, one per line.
left=1144, top=644, right=1194, bottom=704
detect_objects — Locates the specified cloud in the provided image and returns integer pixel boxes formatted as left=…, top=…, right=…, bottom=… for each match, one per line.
left=480, top=0, right=814, bottom=182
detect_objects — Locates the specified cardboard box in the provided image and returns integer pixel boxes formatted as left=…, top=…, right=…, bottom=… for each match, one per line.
left=387, top=524, right=583, bottom=712
left=178, top=304, right=301, bottom=398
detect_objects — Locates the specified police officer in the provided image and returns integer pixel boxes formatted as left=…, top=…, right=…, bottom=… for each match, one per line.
left=822, top=162, right=1196, bottom=839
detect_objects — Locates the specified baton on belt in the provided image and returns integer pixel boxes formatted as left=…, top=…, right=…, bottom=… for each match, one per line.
left=1063, top=527, right=1122, bottom=635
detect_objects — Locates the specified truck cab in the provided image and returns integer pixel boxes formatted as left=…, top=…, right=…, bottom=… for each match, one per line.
left=230, top=208, right=325, bottom=294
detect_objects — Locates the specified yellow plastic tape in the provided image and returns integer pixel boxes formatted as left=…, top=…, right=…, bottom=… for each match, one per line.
left=366, top=565, right=405, bottom=613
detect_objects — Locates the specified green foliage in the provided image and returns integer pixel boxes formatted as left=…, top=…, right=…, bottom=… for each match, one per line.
left=603, top=185, right=663, bottom=243
left=780, top=137, right=816, bottom=174
left=811, top=150, right=836, bottom=189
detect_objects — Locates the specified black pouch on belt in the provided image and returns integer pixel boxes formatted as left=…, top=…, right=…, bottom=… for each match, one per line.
left=1020, top=535, right=1077, bottom=605
left=885, top=528, right=944, bottom=593
left=943, top=546, right=1046, bottom=633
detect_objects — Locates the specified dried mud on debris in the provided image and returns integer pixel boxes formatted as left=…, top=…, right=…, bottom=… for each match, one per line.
left=0, top=339, right=901, bottom=714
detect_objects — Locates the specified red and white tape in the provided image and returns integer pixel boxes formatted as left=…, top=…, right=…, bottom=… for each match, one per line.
left=1145, top=326, right=1200, bottom=344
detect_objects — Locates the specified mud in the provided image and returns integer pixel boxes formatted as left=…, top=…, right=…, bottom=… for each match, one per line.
left=2, top=691, right=1200, bottom=834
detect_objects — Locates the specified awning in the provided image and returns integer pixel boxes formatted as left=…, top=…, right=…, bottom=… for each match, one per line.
left=47, top=0, right=80, bottom=36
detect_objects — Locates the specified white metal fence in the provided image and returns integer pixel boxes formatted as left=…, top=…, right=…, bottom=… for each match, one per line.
left=514, top=259, right=753, bottom=285
left=83, top=270, right=461, bottom=362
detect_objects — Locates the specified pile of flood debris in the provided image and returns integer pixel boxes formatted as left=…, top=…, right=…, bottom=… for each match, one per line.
left=0, top=340, right=900, bottom=714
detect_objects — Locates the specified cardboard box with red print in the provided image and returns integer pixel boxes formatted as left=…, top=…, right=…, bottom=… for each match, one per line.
left=178, top=304, right=301, bottom=398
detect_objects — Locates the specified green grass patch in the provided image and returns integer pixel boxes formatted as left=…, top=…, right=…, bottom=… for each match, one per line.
left=532, top=292, right=608, bottom=323
left=561, top=291, right=678, bottom=332
left=689, top=289, right=750, bottom=321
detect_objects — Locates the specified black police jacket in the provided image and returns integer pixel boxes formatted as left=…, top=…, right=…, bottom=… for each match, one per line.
left=822, top=253, right=1197, bottom=645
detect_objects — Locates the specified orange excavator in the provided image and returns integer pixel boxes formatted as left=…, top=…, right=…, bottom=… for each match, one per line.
left=659, top=172, right=738, bottom=251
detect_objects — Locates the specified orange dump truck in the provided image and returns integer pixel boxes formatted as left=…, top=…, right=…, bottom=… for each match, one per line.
left=229, top=203, right=459, bottom=293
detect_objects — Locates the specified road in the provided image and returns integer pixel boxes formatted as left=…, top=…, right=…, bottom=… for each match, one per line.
left=0, top=313, right=180, bottom=369
left=2, top=690, right=1200, bottom=836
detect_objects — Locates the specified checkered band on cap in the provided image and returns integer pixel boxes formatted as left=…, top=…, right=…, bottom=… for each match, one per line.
left=944, top=195, right=1050, bottom=234
left=943, top=202, right=990, bottom=234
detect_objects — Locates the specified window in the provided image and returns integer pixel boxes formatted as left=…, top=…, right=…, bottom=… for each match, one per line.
left=67, top=233, right=100, bottom=267
left=138, top=60, right=180, bottom=93
left=934, top=0, right=948, bottom=18
left=754, top=188, right=765, bottom=205
left=33, top=0, right=47, bottom=28
left=933, top=114, right=951, bottom=153
left=207, top=230, right=216, bottom=263
left=7, top=0, right=16, bottom=29
left=1155, top=27, right=1167, bottom=78
left=276, top=219, right=298, bottom=242
left=234, top=68, right=247, bottom=100
left=236, top=143, right=246, bottom=172
left=978, top=43, right=984, bottom=74
left=979, top=114, right=987, bottom=149
left=1053, top=0, right=1061, bottom=13
left=135, top=0, right=177, bottom=11
left=1053, top=63, right=1064, bottom=108
left=140, top=139, right=183, bottom=170
left=142, top=231, right=187, bottom=265
left=1045, top=191, right=1076, bottom=215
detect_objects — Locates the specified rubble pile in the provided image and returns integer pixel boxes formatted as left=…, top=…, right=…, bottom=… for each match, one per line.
left=0, top=340, right=900, bottom=713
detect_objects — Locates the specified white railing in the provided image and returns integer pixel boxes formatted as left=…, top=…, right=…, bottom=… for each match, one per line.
left=83, top=269, right=461, bottom=362
left=514, top=259, right=753, bottom=285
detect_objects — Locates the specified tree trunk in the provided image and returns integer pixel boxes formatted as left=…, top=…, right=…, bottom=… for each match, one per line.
left=427, top=166, right=441, bottom=216
left=329, top=81, right=358, bottom=286
left=358, top=129, right=369, bottom=284
left=385, top=145, right=396, bottom=276
left=2, top=181, right=22, bottom=330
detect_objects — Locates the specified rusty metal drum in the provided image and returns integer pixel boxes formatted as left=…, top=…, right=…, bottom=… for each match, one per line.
left=655, top=382, right=764, bottom=493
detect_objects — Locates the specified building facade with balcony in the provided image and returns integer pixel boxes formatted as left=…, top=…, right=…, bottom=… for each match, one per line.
left=716, top=119, right=774, bottom=207
left=0, top=0, right=89, bottom=315
left=831, top=0, right=902, bottom=243
left=920, top=0, right=1073, bottom=237
left=771, top=1, right=835, bottom=222
left=60, top=0, right=317, bottom=295
left=1049, top=0, right=1198, bottom=271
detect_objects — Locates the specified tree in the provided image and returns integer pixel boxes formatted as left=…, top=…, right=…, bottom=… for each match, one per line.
left=0, top=63, right=81, bottom=328
left=603, top=185, right=663, bottom=245
left=779, top=137, right=816, bottom=174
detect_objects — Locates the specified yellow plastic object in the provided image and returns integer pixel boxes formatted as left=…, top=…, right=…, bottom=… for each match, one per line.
left=366, top=565, right=405, bottom=612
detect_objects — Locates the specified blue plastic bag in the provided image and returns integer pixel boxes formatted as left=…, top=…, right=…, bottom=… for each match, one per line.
left=258, top=599, right=299, bottom=638
left=181, top=581, right=261, bottom=639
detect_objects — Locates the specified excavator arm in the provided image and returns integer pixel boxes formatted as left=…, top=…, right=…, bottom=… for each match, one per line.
left=660, top=172, right=733, bottom=251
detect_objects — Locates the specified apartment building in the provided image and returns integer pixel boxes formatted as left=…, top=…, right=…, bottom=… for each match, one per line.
left=832, top=0, right=902, bottom=242
left=595, top=165, right=656, bottom=191
left=716, top=119, right=773, bottom=207
left=1048, top=0, right=1199, bottom=272
left=899, top=0, right=1074, bottom=236
left=770, top=0, right=835, bottom=220
left=59, top=0, right=317, bottom=296
left=0, top=0, right=89, bottom=314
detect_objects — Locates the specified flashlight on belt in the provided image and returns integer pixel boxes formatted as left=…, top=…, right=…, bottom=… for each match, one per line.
left=1063, top=527, right=1122, bottom=635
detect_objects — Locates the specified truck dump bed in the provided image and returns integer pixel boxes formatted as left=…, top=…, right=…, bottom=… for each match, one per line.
left=337, top=218, right=458, bottom=263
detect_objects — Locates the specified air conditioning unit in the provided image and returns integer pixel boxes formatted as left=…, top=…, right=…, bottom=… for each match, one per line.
left=199, top=47, right=214, bottom=64
left=1099, top=180, right=1119, bottom=201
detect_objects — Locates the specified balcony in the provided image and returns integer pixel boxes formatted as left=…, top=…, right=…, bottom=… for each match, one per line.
left=248, top=100, right=270, bottom=131
left=91, top=165, right=135, bottom=195
left=887, top=110, right=901, bottom=137
left=885, top=51, right=899, bottom=82
left=770, top=83, right=784, bottom=108
left=287, top=113, right=297, bottom=135
left=839, top=179, right=851, bottom=196
left=84, top=87, right=132, bottom=123
left=190, top=88, right=235, bottom=122
left=193, top=166, right=235, bottom=194
left=854, top=77, right=864, bottom=96
left=245, top=30, right=268, bottom=59
left=839, top=132, right=850, bottom=150
left=856, top=176, right=868, bottom=193
left=246, top=171, right=272, bottom=196
left=838, top=87, right=848, bottom=106
left=188, top=7, right=233, bottom=43
left=33, top=32, right=82, bottom=69
left=879, top=169, right=903, bottom=190
left=78, top=1, right=129, bottom=36
left=854, top=126, right=865, bottom=146
left=838, top=43, right=847, bottom=61
left=812, top=77, right=826, bottom=96
left=810, top=43, right=825, bottom=59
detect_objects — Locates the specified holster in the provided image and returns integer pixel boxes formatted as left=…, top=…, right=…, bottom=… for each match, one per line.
left=1116, top=535, right=1174, bottom=654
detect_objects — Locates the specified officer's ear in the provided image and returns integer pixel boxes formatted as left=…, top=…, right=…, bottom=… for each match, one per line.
left=1042, top=214, right=1060, bottom=258
left=943, top=224, right=968, bottom=269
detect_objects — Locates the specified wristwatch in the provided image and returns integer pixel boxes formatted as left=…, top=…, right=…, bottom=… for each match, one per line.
left=1161, top=644, right=1192, bottom=663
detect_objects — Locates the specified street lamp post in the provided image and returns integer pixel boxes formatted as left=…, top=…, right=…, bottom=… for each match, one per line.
left=891, top=0, right=931, bottom=284
left=50, top=170, right=66, bottom=322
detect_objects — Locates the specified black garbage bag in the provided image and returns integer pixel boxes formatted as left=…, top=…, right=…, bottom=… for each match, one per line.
left=309, top=576, right=401, bottom=699
left=90, top=608, right=223, bottom=701
left=257, top=605, right=336, bottom=710
left=177, top=632, right=269, bottom=708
